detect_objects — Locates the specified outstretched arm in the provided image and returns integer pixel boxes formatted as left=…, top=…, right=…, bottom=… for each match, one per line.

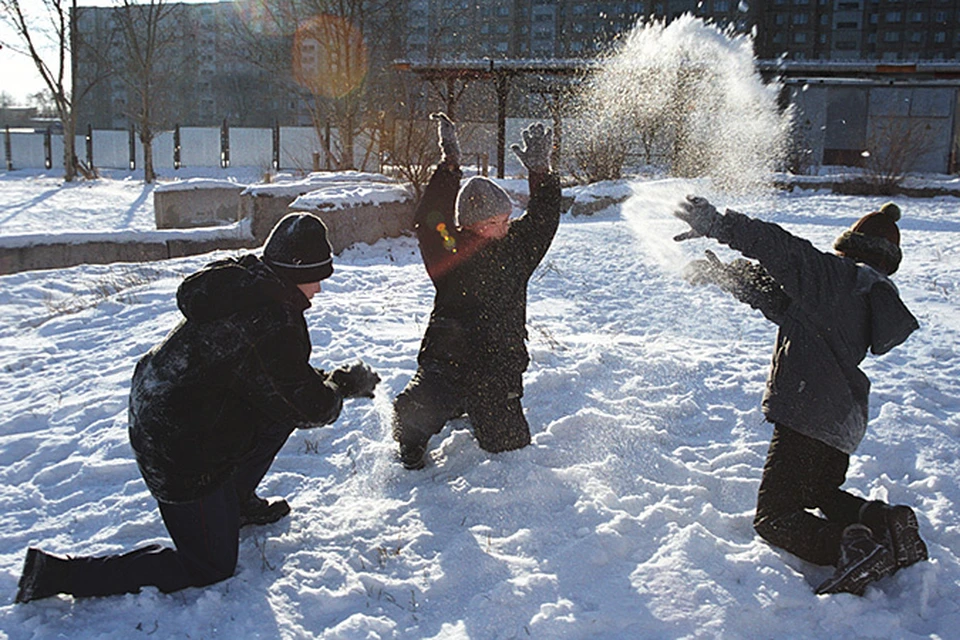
left=415, top=113, right=464, bottom=277
left=508, top=122, right=561, bottom=271
left=683, top=250, right=790, bottom=324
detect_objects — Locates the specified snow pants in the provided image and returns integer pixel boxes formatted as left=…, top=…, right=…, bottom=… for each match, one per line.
left=57, top=423, right=293, bottom=598
left=753, top=424, right=867, bottom=566
left=393, top=360, right=530, bottom=454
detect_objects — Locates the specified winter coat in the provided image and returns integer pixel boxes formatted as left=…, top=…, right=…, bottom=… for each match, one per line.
left=414, top=164, right=561, bottom=392
left=717, top=210, right=918, bottom=454
left=128, top=254, right=342, bottom=503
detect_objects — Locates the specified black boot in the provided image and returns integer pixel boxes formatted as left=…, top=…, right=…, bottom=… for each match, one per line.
left=16, top=548, right=74, bottom=603
left=816, top=524, right=897, bottom=596
left=398, top=441, right=427, bottom=470
left=238, top=494, right=290, bottom=527
left=860, top=502, right=928, bottom=571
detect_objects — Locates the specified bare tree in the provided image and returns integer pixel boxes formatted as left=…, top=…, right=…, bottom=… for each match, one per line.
left=106, top=0, right=179, bottom=183
left=862, top=117, right=937, bottom=194
left=228, top=0, right=406, bottom=172
left=0, top=0, right=99, bottom=180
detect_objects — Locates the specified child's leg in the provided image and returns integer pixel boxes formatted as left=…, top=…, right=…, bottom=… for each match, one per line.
left=753, top=424, right=854, bottom=566
left=393, top=365, right=464, bottom=468
left=469, top=396, right=530, bottom=453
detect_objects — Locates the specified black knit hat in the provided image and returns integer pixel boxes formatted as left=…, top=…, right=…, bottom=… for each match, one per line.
left=833, top=202, right=902, bottom=275
left=262, top=213, right=334, bottom=283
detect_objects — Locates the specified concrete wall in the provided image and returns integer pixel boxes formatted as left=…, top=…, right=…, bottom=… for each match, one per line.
left=154, top=186, right=244, bottom=229
left=0, top=236, right=258, bottom=276
left=298, top=201, right=416, bottom=254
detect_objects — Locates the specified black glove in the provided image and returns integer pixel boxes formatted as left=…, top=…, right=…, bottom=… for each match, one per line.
left=429, top=112, right=460, bottom=166
left=510, top=122, right=552, bottom=174
left=673, top=195, right=724, bottom=242
left=328, top=361, right=380, bottom=399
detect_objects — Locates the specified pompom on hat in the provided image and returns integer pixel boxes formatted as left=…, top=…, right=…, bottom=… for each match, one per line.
left=262, top=213, right=334, bottom=283
left=455, top=176, right=512, bottom=229
left=833, top=202, right=903, bottom=275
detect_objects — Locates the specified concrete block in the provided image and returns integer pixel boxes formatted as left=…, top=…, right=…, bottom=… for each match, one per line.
left=154, top=181, right=243, bottom=229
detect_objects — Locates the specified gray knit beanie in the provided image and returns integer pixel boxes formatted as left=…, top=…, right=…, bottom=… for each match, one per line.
left=454, top=176, right=512, bottom=228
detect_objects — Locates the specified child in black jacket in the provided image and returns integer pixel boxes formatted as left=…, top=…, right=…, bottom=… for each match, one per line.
left=393, top=114, right=561, bottom=470
left=16, top=213, right=380, bottom=602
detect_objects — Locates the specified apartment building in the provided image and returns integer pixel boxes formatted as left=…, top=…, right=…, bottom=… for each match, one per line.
left=72, top=0, right=960, bottom=129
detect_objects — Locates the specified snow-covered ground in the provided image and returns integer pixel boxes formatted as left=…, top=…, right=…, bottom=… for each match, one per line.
left=0, top=169, right=958, bottom=639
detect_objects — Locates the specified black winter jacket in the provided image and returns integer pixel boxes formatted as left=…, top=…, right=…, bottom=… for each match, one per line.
left=716, top=210, right=918, bottom=454
left=414, top=164, right=561, bottom=391
left=128, top=255, right=342, bottom=503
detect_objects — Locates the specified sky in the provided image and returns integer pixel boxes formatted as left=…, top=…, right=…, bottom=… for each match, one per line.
left=0, top=166, right=957, bottom=638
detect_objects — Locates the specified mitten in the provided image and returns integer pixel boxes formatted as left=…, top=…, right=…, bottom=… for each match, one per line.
left=328, top=361, right=380, bottom=399
left=510, top=122, right=552, bottom=174
left=683, top=249, right=727, bottom=286
left=673, top=195, right=725, bottom=242
left=429, top=112, right=460, bottom=166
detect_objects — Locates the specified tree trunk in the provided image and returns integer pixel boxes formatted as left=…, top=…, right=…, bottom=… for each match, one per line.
left=61, top=108, right=77, bottom=182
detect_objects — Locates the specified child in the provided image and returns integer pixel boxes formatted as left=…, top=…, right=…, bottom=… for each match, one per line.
left=16, top=213, right=380, bottom=602
left=674, top=197, right=927, bottom=596
left=392, top=114, right=561, bottom=469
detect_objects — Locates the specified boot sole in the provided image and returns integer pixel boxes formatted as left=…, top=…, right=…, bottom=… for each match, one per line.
left=816, top=545, right=895, bottom=596
left=887, top=506, right=929, bottom=569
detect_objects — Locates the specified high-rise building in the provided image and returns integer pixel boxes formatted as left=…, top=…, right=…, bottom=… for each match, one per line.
left=71, top=0, right=960, bottom=129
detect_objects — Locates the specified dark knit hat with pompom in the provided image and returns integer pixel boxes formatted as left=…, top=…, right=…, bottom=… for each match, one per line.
left=833, top=202, right=903, bottom=275
left=262, top=213, right=334, bottom=283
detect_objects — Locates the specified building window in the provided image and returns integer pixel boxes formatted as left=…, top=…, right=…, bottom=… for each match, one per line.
left=835, top=41, right=858, bottom=50
left=837, top=21, right=857, bottom=29
left=885, top=12, right=902, bottom=23
left=869, top=14, right=878, bottom=25
left=934, top=32, right=946, bottom=43
left=909, top=12, right=924, bottom=22
left=776, top=13, right=786, bottom=25
left=794, top=32, right=807, bottom=43
left=909, top=31, right=922, bottom=43
left=714, top=1, right=729, bottom=10
left=793, top=14, right=809, bottom=25
left=883, top=31, right=900, bottom=42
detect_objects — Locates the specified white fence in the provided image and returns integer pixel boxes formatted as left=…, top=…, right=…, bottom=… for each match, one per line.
left=2, top=119, right=548, bottom=176
left=1, top=125, right=363, bottom=172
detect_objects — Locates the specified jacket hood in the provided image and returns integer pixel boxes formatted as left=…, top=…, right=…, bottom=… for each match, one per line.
left=176, top=254, right=309, bottom=323
left=855, top=265, right=919, bottom=355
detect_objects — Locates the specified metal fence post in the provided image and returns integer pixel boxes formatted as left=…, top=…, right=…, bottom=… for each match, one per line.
left=43, top=127, right=52, bottom=169
left=129, top=126, right=136, bottom=170
left=4, top=126, right=11, bottom=171
left=220, top=118, right=230, bottom=168
left=174, top=124, right=181, bottom=170
left=85, top=124, right=93, bottom=168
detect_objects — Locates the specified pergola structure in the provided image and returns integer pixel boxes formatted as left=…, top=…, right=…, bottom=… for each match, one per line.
left=394, top=59, right=597, bottom=178
left=396, top=59, right=960, bottom=177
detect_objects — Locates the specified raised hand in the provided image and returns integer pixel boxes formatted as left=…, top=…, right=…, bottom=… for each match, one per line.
left=429, top=112, right=460, bottom=166
left=510, top=122, right=552, bottom=174
left=673, top=195, right=723, bottom=242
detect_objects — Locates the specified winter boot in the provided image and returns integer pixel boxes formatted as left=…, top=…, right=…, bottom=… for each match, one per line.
left=15, top=548, right=74, bottom=603
left=398, top=441, right=427, bottom=471
left=238, top=494, right=290, bottom=527
left=816, top=524, right=897, bottom=596
left=860, top=502, right=928, bottom=571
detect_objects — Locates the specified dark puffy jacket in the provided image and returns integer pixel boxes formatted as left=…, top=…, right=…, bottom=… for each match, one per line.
left=128, top=254, right=342, bottom=503
left=717, top=210, right=918, bottom=454
left=414, top=165, right=561, bottom=390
